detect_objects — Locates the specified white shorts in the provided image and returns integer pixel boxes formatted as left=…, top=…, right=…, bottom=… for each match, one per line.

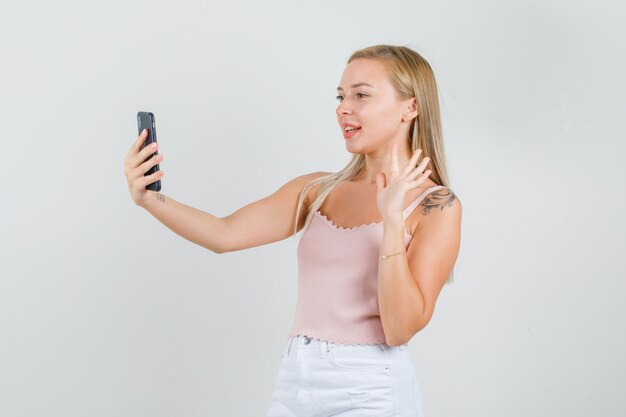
left=264, top=335, right=425, bottom=417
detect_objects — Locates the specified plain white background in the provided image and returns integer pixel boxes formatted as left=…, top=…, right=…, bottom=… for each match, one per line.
left=1, top=0, right=624, bottom=416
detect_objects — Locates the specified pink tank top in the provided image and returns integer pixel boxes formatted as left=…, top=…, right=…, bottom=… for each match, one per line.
left=287, top=184, right=449, bottom=345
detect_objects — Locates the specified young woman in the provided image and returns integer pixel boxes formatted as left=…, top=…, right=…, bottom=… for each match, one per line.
left=124, top=44, right=461, bottom=417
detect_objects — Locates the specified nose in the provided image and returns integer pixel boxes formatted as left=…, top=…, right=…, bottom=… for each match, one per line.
left=336, top=100, right=352, bottom=117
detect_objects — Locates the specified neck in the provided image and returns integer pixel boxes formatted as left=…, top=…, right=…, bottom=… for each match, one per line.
left=356, top=146, right=413, bottom=183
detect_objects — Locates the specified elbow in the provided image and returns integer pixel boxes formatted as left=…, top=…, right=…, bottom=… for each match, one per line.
left=386, top=332, right=413, bottom=347
left=210, top=218, right=232, bottom=254
left=385, top=338, right=407, bottom=347
left=385, top=330, right=411, bottom=347
left=387, top=329, right=421, bottom=347
left=212, top=243, right=230, bottom=254
left=203, top=239, right=229, bottom=254
left=386, top=318, right=431, bottom=347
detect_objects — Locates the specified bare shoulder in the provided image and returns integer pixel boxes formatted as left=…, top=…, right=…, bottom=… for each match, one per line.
left=416, top=185, right=462, bottom=230
left=220, top=171, right=333, bottom=251
left=275, top=171, right=332, bottom=206
left=300, top=171, right=332, bottom=206
left=301, top=171, right=333, bottom=183
left=407, top=182, right=462, bottom=235
left=275, top=171, right=330, bottom=191
left=421, top=186, right=461, bottom=215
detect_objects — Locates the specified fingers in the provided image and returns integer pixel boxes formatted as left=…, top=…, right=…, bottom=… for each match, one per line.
left=133, top=140, right=159, bottom=168
left=141, top=169, right=165, bottom=187
left=129, top=128, right=149, bottom=154
left=407, top=161, right=432, bottom=187
left=123, top=129, right=162, bottom=181
left=416, top=155, right=430, bottom=171
left=137, top=128, right=149, bottom=151
left=407, top=153, right=430, bottom=181
left=128, top=129, right=158, bottom=163
left=407, top=173, right=430, bottom=189
left=138, top=152, right=163, bottom=175
left=404, top=148, right=422, bottom=175
left=124, top=129, right=151, bottom=166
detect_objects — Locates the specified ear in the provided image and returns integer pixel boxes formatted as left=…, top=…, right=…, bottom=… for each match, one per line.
left=403, top=97, right=419, bottom=122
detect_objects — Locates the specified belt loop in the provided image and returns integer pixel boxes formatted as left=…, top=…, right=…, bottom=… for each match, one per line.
left=381, top=343, right=391, bottom=359
left=320, top=340, right=328, bottom=358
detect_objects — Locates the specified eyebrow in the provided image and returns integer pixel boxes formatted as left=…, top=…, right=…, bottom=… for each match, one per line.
left=336, top=82, right=375, bottom=91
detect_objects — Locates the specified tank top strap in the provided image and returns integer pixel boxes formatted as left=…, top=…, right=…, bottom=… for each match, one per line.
left=402, top=185, right=449, bottom=220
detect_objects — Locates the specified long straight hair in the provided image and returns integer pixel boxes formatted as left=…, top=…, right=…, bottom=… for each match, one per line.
left=292, top=44, right=454, bottom=284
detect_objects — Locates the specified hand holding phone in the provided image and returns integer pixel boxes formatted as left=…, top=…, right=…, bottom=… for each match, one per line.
left=123, top=112, right=164, bottom=207
left=136, top=111, right=162, bottom=192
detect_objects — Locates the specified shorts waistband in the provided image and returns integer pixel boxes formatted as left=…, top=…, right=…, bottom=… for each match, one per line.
left=283, top=334, right=408, bottom=358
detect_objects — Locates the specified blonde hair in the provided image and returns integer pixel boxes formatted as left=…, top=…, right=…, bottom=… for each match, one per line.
left=292, top=44, right=454, bottom=284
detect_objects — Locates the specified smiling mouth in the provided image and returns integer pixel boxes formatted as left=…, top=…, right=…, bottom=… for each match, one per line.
left=343, top=127, right=361, bottom=138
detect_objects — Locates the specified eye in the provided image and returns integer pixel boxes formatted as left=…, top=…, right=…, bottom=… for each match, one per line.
left=335, top=92, right=367, bottom=101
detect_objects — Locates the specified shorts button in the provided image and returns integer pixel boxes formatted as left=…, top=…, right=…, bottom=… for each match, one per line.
left=302, top=336, right=310, bottom=344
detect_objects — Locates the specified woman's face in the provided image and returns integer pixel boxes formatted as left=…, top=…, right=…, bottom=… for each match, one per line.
left=336, top=58, right=413, bottom=153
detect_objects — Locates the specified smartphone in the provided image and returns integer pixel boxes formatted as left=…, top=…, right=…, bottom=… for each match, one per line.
left=136, top=111, right=161, bottom=192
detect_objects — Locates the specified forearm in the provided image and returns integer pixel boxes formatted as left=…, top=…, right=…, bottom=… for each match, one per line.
left=140, top=191, right=229, bottom=253
left=378, top=220, right=426, bottom=345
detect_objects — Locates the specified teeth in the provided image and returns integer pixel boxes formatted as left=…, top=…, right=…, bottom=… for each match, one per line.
left=345, top=126, right=359, bottom=131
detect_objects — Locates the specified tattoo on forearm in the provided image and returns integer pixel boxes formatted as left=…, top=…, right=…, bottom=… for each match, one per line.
left=156, top=193, right=165, bottom=203
left=421, top=189, right=457, bottom=215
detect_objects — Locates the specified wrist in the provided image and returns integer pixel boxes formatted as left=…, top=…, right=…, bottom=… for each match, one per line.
left=382, top=216, right=404, bottom=229
left=138, top=191, right=159, bottom=209
left=380, top=251, right=406, bottom=260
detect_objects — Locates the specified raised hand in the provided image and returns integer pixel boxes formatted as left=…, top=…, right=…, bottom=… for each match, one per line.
left=375, top=143, right=432, bottom=223
left=123, top=128, right=165, bottom=207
